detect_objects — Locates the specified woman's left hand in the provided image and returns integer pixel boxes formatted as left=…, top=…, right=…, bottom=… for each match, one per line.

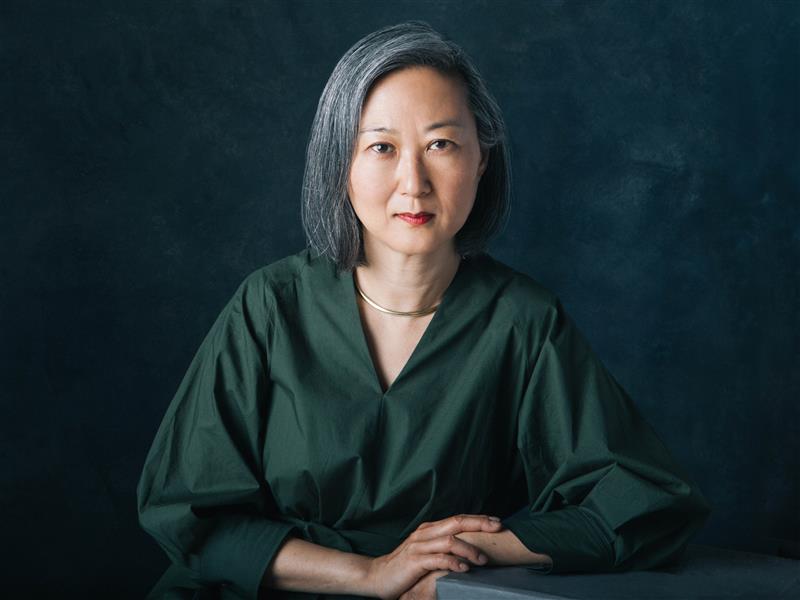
left=398, top=569, right=449, bottom=600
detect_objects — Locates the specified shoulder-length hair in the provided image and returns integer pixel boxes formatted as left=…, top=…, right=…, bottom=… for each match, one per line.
left=301, top=20, right=511, bottom=273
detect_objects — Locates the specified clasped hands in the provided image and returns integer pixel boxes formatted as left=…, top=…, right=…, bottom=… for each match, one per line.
left=364, top=513, right=506, bottom=600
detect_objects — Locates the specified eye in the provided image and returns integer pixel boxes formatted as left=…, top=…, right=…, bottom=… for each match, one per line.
left=369, top=142, right=394, bottom=155
left=429, top=139, right=454, bottom=151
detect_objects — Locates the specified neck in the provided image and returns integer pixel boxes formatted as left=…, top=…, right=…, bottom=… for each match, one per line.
left=354, top=242, right=462, bottom=314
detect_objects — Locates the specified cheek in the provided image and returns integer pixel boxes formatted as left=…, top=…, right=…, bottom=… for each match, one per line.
left=349, top=159, right=392, bottom=201
left=348, top=162, right=394, bottom=227
left=435, top=164, right=480, bottom=205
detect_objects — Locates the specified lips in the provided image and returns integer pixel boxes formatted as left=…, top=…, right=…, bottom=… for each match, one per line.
left=396, top=212, right=434, bottom=225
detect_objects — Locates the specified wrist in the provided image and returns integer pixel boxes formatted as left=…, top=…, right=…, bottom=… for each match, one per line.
left=351, top=554, right=376, bottom=597
left=454, top=531, right=491, bottom=559
left=261, top=537, right=379, bottom=596
left=456, top=530, right=552, bottom=568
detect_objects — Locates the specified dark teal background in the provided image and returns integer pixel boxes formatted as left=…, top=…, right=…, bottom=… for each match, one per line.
left=1, top=0, right=798, bottom=596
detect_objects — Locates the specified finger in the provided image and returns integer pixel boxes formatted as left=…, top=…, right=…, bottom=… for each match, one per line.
left=416, top=516, right=481, bottom=530
left=418, top=552, right=472, bottom=574
left=400, top=569, right=450, bottom=600
left=418, top=571, right=450, bottom=600
left=417, top=569, right=451, bottom=583
left=416, top=534, right=486, bottom=565
left=414, top=514, right=501, bottom=534
left=428, top=567, right=451, bottom=600
left=417, top=514, right=498, bottom=530
left=413, top=515, right=503, bottom=540
left=411, top=534, right=489, bottom=566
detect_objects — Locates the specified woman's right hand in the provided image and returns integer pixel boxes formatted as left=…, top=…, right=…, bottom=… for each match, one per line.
left=363, top=514, right=504, bottom=600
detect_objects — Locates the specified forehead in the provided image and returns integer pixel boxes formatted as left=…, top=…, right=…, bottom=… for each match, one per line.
left=359, top=66, right=471, bottom=123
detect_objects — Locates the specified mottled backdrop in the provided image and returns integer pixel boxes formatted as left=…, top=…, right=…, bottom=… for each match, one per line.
left=1, top=0, right=798, bottom=596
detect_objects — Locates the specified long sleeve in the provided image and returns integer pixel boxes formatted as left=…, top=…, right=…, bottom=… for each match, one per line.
left=502, top=297, right=712, bottom=574
left=136, top=272, right=298, bottom=599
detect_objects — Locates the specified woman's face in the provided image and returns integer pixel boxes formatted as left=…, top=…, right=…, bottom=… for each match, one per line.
left=348, top=66, right=487, bottom=261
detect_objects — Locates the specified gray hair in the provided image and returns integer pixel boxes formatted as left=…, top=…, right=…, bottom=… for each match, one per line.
left=301, top=21, right=511, bottom=272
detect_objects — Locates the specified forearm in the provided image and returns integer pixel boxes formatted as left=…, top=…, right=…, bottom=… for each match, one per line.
left=260, top=535, right=375, bottom=596
left=455, top=530, right=553, bottom=568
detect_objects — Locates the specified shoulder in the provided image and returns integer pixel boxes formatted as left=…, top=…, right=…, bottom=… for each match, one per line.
left=469, top=253, right=561, bottom=326
left=234, top=247, right=328, bottom=309
left=240, top=247, right=328, bottom=290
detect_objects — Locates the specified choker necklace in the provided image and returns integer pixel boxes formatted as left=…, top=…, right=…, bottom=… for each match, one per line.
left=354, top=277, right=440, bottom=317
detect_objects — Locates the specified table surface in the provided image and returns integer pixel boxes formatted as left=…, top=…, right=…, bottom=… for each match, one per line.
left=436, top=544, right=800, bottom=599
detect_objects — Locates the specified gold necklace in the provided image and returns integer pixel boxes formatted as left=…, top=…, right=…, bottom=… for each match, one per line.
left=353, top=277, right=439, bottom=317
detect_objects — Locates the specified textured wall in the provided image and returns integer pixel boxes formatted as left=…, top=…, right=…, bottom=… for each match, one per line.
left=1, top=0, right=797, bottom=595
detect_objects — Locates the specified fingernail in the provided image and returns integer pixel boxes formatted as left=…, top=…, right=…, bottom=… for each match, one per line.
left=478, top=554, right=488, bottom=564
left=459, top=562, right=468, bottom=570
left=489, top=516, right=501, bottom=522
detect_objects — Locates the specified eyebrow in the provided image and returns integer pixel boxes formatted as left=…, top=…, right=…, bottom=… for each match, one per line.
left=358, top=119, right=465, bottom=135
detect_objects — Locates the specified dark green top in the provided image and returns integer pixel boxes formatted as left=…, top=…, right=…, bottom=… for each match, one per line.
left=137, top=248, right=711, bottom=600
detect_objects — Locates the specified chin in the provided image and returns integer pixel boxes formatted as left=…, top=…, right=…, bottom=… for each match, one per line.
left=365, top=229, right=456, bottom=259
left=389, top=239, right=454, bottom=258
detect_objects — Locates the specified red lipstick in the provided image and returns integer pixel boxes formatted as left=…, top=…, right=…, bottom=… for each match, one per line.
left=396, top=212, right=433, bottom=225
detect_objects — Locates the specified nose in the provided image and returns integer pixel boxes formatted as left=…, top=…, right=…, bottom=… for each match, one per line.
left=398, top=151, right=432, bottom=198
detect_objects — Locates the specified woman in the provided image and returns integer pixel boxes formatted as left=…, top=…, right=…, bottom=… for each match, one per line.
left=137, top=21, right=711, bottom=600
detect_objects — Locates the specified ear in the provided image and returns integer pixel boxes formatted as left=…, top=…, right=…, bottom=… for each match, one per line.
left=477, top=148, right=489, bottom=178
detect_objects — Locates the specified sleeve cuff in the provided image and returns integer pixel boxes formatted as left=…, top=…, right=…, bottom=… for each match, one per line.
left=502, top=505, right=617, bottom=574
left=196, top=515, right=300, bottom=599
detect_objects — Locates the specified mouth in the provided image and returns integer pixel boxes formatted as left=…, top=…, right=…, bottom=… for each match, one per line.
left=396, top=212, right=434, bottom=225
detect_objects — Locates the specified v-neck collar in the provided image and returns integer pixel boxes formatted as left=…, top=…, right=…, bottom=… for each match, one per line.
left=342, top=257, right=472, bottom=397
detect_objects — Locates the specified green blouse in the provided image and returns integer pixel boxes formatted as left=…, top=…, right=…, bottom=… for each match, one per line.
left=137, top=248, right=711, bottom=599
